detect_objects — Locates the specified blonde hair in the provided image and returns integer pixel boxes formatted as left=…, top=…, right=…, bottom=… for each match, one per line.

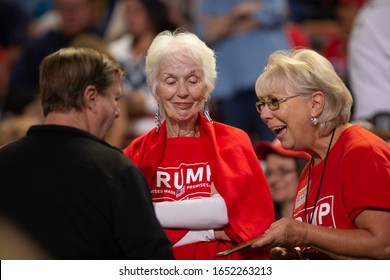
left=255, top=49, right=353, bottom=136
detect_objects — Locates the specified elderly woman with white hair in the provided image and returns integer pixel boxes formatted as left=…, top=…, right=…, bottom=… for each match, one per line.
left=123, top=30, right=274, bottom=260
left=250, top=49, right=390, bottom=259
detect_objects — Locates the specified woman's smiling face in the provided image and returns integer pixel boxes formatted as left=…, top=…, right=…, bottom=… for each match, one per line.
left=156, top=56, right=207, bottom=124
left=258, top=91, right=312, bottom=151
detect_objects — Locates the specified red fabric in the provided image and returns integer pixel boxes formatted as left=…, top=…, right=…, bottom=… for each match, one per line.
left=293, top=125, right=390, bottom=259
left=0, top=47, right=5, bottom=63
left=254, top=140, right=311, bottom=160
left=285, top=23, right=311, bottom=49
left=123, top=114, right=275, bottom=259
left=150, top=137, right=211, bottom=202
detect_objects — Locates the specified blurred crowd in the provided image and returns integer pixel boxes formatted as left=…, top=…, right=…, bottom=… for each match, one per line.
left=1, top=0, right=389, bottom=148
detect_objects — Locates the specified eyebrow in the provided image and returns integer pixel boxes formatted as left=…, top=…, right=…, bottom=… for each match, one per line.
left=161, top=68, right=202, bottom=76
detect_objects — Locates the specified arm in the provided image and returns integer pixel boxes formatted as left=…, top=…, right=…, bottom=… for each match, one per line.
left=251, top=210, right=390, bottom=259
left=167, top=183, right=231, bottom=247
left=202, top=1, right=261, bottom=42
left=154, top=193, right=228, bottom=229
left=198, top=0, right=288, bottom=42
left=311, top=209, right=390, bottom=259
left=174, top=230, right=215, bottom=247
left=173, top=228, right=232, bottom=248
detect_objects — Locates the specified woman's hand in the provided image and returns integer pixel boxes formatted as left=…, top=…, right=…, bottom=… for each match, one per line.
left=251, top=218, right=309, bottom=249
left=214, top=229, right=232, bottom=241
left=269, top=247, right=302, bottom=260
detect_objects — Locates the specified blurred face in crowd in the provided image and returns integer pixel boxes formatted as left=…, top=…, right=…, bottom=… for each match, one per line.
left=56, top=0, right=95, bottom=36
left=265, top=153, right=299, bottom=204
left=156, top=56, right=207, bottom=125
left=125, top=0, right=154, bottom=37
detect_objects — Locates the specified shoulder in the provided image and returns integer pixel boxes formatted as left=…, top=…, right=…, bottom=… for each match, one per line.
left=206, top=120, right=255, bottom=155
left=123, top=128, right=155, bottom=160
left=212, top=120, right=251, bottom=142
left=342, top=125, right=389, bottom=152
left=85, top=140, right=143, bottom=180
left=337, top=125, right=390, bottom=163
left=0, top=138, right=24, bottom=158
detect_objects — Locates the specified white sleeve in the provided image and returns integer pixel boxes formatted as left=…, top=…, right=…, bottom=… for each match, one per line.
left=153, top=194, right=228, bottom=229
left=173, top=230, right=215, bottom=247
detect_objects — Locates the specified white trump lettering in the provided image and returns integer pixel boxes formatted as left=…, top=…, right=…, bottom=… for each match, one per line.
left=187, top=167, right=203, bottom=183
left=309, top=202, right=331, bottom=225
left=317, top=203, right=330, bottom=225
left=156, top=171, right=171, bottom=188
left=293, top=196, right=335, bottom=228
left=156, top=164, right=211, bottom=189
left=173, top=169, right=184, bottom=190
left=186, top=165, right=211, bottom=183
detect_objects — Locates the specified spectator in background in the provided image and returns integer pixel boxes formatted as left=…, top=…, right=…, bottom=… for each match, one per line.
left=0, top=2, right=40, bottom=145
left=194, top=0, right=290, bottom=142
left=0, top=1, right=29, bottom=50
left=254, top=140, right=310, bottom=220
left=348, top=0, right=390, bottom=130
left=5, top=0, right=110, bottom=119
left=0, top=109, right=42, bottom=147
left=322, top=0, right=365, bottom=87
left=0, top=47, right=174, bottom=259
left=164, top=0, right=198, bottom=30
left=7, top=0, right=53, bottom=20
left=288, top=0, right=366, bottom=90
left=288, top=0, right=338, bottom=24
left=29, top=0, right=127, bottom=42
left=108, top=0, right=177, bottom=148
left=0, top=0, right=29, bottom=119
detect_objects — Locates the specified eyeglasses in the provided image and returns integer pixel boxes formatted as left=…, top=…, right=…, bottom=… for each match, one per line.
left=255, top=94, right=300, bottom=114
left=265, top=167, right=296, bottom=178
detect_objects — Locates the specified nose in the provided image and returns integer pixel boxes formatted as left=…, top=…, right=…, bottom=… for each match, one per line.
left=260, top=104, right=273, bottom=122
left=177, top=81, right=189, bottom=97
left=268, top=175, right=279, bottom=187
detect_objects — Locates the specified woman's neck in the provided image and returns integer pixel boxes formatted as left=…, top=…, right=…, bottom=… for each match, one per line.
left=310, top=123, right=351, bottom=165
left=166, top=117, right=200, bottom=138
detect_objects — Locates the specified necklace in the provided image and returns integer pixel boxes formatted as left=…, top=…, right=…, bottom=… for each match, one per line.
left=302, top=128, right=336, bottom=258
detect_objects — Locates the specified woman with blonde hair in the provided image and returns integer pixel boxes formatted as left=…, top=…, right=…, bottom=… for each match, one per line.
left=250, top=49, right=390, bottom=259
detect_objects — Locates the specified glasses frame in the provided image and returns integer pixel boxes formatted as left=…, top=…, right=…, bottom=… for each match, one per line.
left=265, top=167, right=297, bottom=178
left=255, top=94, right=300, bottom=114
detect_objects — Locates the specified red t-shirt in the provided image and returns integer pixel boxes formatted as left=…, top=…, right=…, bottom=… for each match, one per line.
left=293, top=125, right=390, bottom=259
left=151, top=137, right=212, bottom=202
left=123, top=114, right=274, bottom=259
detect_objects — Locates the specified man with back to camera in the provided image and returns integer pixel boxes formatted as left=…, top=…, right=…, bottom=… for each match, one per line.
left=0, top=47, right=174, bottom=259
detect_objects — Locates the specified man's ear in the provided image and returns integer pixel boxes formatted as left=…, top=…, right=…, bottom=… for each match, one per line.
left=84, top=85, right=98, bottom=113
left=310, top=91, right=325, bottom=117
